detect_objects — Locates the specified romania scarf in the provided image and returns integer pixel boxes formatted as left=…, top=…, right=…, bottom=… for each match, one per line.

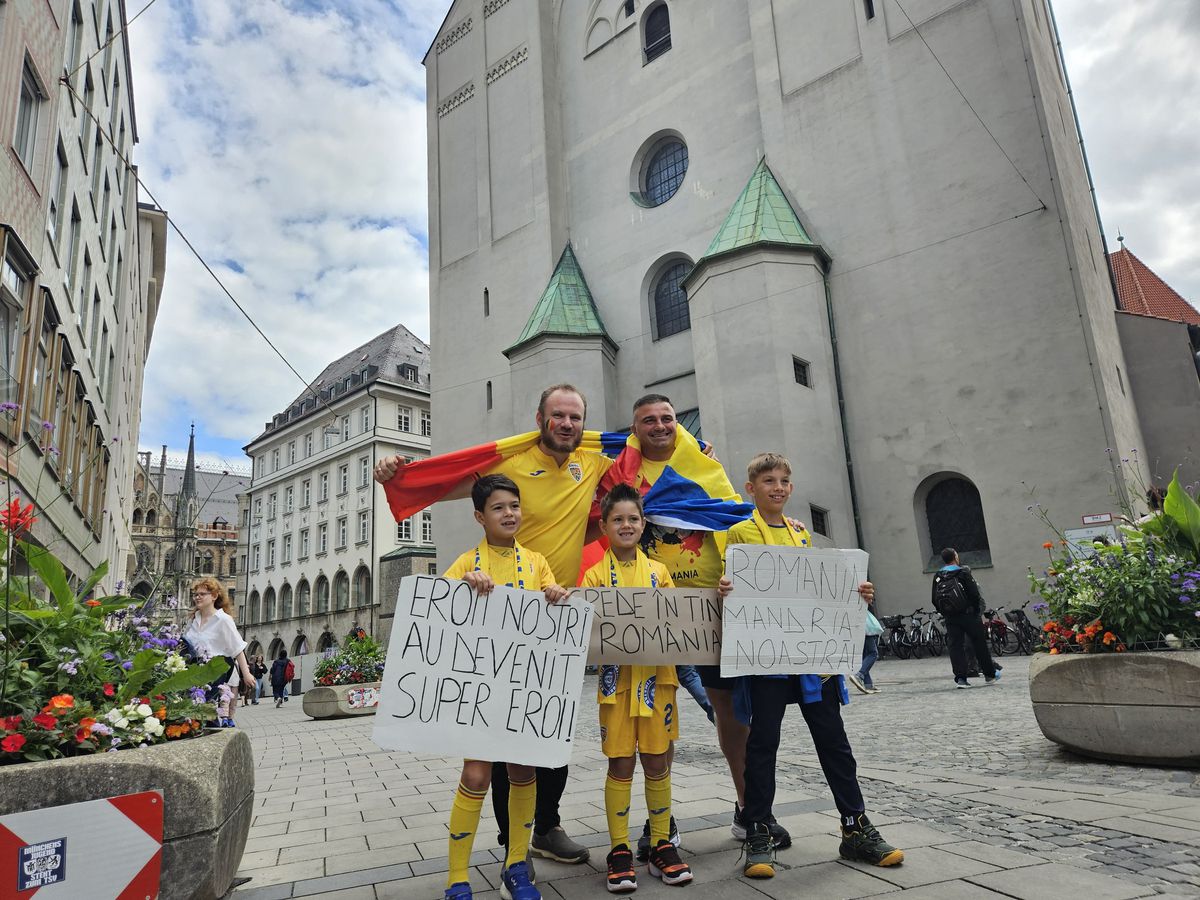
left=749, top=509, right=812, bottom=547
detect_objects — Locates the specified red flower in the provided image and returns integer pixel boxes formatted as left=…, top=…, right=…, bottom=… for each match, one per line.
left=43, top=694, right=74, bottom=714
left=32, top=713, right=57, bottom=729
left=85, top=599, right=102, bottom=607
left=103, top=683, right=115, bottom=697
left=1042, top=542, right=1054, bottom=550
left=0, top=498, right=36, bottom=534
left=1, top=734, right=26, bottom=753
left=1, top=715, right=21, bottom=732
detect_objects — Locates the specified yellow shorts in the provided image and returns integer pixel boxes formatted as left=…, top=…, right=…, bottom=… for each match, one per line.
left=599, top=686, right=678, bottom=758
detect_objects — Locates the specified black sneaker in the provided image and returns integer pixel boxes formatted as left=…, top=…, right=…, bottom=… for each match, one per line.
left=606, top=844, right=637, bottom=893
left=636, top=817, right=680, bottom=862
left=647, top=839, right=692, bottom=886
left=731, top=803, right=790, bottom=849
left=954, top=677, right=972, bottom=689
left=839, top=814, right=904, bottom=866
left=742, top=822, right=774, bottom=878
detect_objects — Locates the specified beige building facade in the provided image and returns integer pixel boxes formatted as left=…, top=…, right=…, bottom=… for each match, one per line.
left=238, top=325, right=437, bottom=663
left=421, top=0, right=1196, bottom=608
left=1, top=0, right=165, bottom=586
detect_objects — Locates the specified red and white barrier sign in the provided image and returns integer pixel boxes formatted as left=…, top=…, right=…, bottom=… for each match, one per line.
left=0, top=790, right=163, bottom=898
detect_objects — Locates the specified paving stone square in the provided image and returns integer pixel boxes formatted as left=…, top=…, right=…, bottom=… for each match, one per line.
left=231, top=656, right=1200, bottom=899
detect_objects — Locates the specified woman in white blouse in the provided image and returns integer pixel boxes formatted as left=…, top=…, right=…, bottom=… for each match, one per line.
left=185, top=577, right=254, bottom=727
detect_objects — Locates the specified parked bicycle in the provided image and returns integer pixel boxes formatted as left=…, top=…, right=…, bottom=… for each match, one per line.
left=1005, top=602, right=1042, bottom=655
left=983, top=607, right=1018, bottom=656
left=879, top=614, right=909, bottom=659
left=903, top=607, right=945, bottom=658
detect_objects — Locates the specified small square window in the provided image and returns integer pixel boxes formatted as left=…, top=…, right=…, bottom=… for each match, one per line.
left=792, top=356, right=811, bottom=388
left=810, top=505, right=829, bottom=537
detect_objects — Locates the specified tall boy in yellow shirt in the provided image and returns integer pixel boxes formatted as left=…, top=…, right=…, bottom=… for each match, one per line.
left=582, top=483, right=696, bottom=892
left=722, top=453, right=903, bottom=878
left=441, top=475, right=568, bottom=900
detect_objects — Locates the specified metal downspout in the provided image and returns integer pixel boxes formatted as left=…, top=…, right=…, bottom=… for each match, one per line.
left=822, top=269, right=865, bottom=549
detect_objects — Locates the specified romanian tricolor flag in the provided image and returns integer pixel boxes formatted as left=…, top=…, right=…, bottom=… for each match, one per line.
left=381, top=430, right=613, bottom=523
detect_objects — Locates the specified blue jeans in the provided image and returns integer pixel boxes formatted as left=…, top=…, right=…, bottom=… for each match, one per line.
left=676, top=665, right=715, bottom=722
left=857, top=636, right=879, bottom=688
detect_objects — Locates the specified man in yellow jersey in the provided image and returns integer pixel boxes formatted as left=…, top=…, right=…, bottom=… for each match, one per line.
left=374, top=384, right=606, bottom=864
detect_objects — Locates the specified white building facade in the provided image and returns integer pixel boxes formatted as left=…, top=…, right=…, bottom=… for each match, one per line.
left=239, top=325, right=437, bottom=662
left=1, top=0, right=166, bottom=585
left=421, top=0, right=1192, bottom=608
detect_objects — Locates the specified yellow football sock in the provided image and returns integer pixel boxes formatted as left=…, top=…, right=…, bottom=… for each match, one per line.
left=605, top=772, right=634, bottom=849
left=447, top=781, right=487, bottom=887
left=505, top=772, right=536, bottom=868
left=645, top=768, right=672, bottom=845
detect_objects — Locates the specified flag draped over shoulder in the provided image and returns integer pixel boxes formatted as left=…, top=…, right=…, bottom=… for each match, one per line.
left=592, top=429, right=753, bottom=530
left=382, top=430, right=605, bottom=523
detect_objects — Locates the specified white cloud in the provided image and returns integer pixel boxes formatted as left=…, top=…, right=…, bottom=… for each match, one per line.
left=128, top=0, right=444, bottom=452
left=1056, top=0, right=1200, bottom=301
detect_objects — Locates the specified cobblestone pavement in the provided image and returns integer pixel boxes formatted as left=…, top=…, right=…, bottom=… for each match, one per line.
left=231, top=656, right=1200, bottom=900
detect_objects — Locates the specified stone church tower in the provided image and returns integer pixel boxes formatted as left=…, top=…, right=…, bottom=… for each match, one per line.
left=422, top=0, right=1182, bottom=604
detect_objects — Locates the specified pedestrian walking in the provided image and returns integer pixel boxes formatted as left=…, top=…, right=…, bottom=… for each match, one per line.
left=270, top=650, right=290, bottom=707
left=251, top=655, right=267, bottom=705
left=849, top=599, right=883, bottom=694
left=932, top=548, right=1000, bottom=688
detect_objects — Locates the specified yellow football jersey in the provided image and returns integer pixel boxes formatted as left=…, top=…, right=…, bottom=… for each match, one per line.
left=443, top=543, right=556, bottom=590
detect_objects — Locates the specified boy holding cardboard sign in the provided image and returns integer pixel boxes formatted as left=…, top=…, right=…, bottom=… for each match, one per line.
left=721, top=453, right=903, bottom=878
left=441, top=475, right=569, bottom=900
left=582, top=484, right=698, bottom=892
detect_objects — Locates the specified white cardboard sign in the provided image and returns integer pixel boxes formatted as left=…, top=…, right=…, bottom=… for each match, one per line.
left=720, top=545, right=869, bottom=677
left=373, top=575, right=593, bottom=767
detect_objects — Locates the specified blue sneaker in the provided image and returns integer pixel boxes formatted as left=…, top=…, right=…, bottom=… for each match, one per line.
left=445, top=883, right=472, bottom=900
left=985, top=671, right=1001, bottom=685
left=500, top=860, right=540, bottom=900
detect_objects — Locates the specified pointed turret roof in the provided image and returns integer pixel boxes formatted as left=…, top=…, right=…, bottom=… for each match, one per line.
left=1109, top=242, right=1200, bottom=326
left=181, top=423, right=197, bottom=498
left=696, top=158, right=829, bottom=268
left=504, top=244, right=616, bottom=357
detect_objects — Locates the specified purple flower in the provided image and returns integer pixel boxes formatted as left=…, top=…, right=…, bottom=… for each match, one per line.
left=120, top=660, right=133, bottom=670
left=41, top=420, right=53, bottom=430
left=189, top=687, right=207, bottom=702
left=0, top=402, right=19, bottom=412
left=91, top=722, right=112, bottom=737
left=102, top=652, right=115, bottom=661
left=1182, top=596, right=1193, bottom=603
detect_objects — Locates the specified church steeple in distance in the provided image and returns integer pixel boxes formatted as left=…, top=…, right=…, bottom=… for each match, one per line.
left=181, top=422, right=197, bottom=499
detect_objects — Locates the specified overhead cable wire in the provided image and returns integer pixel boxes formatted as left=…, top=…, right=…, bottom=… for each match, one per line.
left=892, top=0, right=1048, bottom=211
left=65, top=0, right=166, bottom=83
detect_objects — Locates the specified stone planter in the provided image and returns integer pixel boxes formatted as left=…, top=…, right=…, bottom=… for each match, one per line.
left=1029, top=650, right=1200, bottom=767
left=0, top=728, right=254, bottom=900
left=303, top=681, right=381, bottom=719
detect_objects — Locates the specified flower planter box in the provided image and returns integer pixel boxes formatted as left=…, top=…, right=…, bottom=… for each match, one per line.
left=1029, top=650, right=1200, bottom=767
left=0, top=728, right=254, bottom=900
left=302, top=681, right=381, bottom=719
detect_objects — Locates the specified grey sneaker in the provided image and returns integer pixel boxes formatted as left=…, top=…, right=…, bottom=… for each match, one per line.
left=984, top=671, right=1001, bottom=685
left=954, top=677, right=972, bottom=689
left=847, top=673, right=870, bottom=695
left=530, top=826, right=590, bottom=864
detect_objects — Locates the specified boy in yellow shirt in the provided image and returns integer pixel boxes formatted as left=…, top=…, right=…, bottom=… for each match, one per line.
left=724, top=453, right=903, bottom=878
left=582, top=484, right=694, bottom=892
left=441, top=475, right=568, bottom=900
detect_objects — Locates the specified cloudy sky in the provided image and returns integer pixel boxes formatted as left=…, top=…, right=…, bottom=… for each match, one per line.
left=128, top=0, right=1200, bottom=466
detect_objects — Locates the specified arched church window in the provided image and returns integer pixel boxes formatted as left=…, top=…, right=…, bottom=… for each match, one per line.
left=652, top=260, right=692, bottom=339
left=643, top=3, right=671, bottom=61
left=923, top=476, right=992, bottom=568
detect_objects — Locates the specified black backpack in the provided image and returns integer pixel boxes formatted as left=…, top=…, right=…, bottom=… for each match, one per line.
left=933, top=571, right=970, bottom=616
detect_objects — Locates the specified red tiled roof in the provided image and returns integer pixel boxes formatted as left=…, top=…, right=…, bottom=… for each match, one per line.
left=1109, top=245, right=1200, bottom=326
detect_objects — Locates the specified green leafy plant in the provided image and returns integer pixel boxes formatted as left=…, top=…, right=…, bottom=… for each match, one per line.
left=313, top=630, right=386, bottom=686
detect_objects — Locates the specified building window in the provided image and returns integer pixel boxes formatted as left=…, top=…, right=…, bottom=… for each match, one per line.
left=864, top=0, right=876, bottom=19
left=420, top=409, right=432, bottom=437
left=252, top=544, right=261, bottom=571
left=357, top=509, right=369, bottom=543
left=253, top=497, right=263, bottom=520
left=280, top=583, right=293, bottom=619
left=354, top=566, right=371, bottom=607
left=342, top=416, right=350, bottom=440
left=299, top=527, right=310, bottom=558
left=643, top=4, right=672, bottom=61
left=1, top=253, right=33, bottom=409
left=301, top=479, right=311, bottom=507
left=296, top=580, right=310, bottom=616
left=337, top=516, right=348, bottom=548
left=282, top=533, right=292, bottom=563
left=793, top=356, right=811, bottom=388
left=287, top=441, right=296, bottom=464
left=317, top=522, right=328, bottom=554
left=335, top=571, right=349, bottom=610
left=400, top=363, right=418, bottom=382
left=359, top=455, right=370, bottom=488
left=266, top=539, right=276, bottom=568
left=421, top=511, right=433, bottom=544
left=361, top=405, right=370, bottom=431
left=483, top=287, right=489, bottom=317
left=486, top=381, right=493, bottom=411
left=48, top=141, right=68, bottom=246
left=922, top=475, right=992, bottom=569
left=397, top=518, right=412, bottom=542
left=256, top=457, right=265, bottom=477
left=810, top=506, right=829, bottom=537
left=338, top=464, right=349, bottom=494
left=229, top=556, right=237, bottom=575
left=272, top=448, right=280, bottom=471
left=267, top=492, right=277, bottom=518
left=315, top=576, right=329, bottom=612
left=248, top=590, right=260, bottom=623
left=642, top=140, right=687, bottom=207
left=397, top=406, right=412, bottom=431
left=324, top=428, right=334, bottom=450
left=652, top=260, right=692, bottom=339
left=304, top=432, right=313, bottom=457
left=14, top=60, right=45, bottom=170
left=284, top=486, right=294, bottom=513
left=319, top=471, right=329, bottom=501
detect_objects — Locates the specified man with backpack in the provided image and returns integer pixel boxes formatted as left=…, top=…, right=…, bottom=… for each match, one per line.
left=270, top=650, right=293, bottom=707
left=931, top=548, right=999, bottom=688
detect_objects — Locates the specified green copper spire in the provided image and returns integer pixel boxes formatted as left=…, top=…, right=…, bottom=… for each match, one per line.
left=697, top=158, right=826, bottom=265
left=505, top=244, right=615, bottom=356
